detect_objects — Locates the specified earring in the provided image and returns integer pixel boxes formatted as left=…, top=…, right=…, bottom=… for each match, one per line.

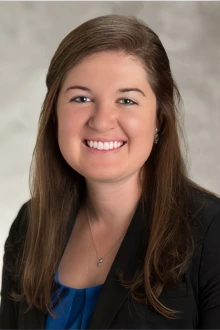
left=154, top=128, right=159, bottom=144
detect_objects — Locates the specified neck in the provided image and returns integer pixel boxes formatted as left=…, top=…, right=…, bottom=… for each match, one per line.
left=84, top=173, right=142, bottom=232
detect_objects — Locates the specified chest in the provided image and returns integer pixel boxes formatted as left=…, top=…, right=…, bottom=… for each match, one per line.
left=58, top=218, right=123, bottom=289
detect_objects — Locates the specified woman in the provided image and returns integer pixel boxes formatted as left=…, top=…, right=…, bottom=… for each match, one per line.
left=0, top=14, right=220, bottom=329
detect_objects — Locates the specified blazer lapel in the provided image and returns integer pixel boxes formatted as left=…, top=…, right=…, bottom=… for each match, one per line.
left=88, top=200, right=148, bottom=329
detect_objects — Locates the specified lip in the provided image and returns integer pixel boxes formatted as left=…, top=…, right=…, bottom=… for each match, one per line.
left=84, top=138, right=126, bottom=143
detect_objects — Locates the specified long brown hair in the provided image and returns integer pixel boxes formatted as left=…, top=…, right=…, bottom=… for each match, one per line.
left=11, top=14, right=197, bottom=319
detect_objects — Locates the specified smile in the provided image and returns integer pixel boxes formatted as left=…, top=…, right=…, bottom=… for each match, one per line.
left=85, top=140, right=126, bottom=150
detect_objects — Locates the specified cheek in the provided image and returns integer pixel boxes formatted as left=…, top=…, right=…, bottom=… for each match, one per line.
left=123, top=111, right=156, bottom=142
left=57, top=115, right=77, bottom=157
left=57, top=108, right=85, bottom=138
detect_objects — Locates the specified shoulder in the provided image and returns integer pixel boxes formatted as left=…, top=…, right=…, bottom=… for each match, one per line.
left=188, top=187, right=220, bottom=311
left=6, top=200, right=31, bottom=240
left=3, top=200, right=31, bottom=270
left=188, top=186, right=220, bottom=243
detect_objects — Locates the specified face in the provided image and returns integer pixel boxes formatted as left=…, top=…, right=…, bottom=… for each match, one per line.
left=56, top=51, right=157, bottom=183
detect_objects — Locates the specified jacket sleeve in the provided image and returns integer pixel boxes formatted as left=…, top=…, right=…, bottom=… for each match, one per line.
left=198, top=210, right=220, bottom=329
left=0, top=202, right=29, bottom=329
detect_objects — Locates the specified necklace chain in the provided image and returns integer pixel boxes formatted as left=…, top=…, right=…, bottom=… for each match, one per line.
left=86, top=204, right=124, bottom=267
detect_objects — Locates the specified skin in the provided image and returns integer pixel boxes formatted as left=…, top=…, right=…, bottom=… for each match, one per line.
left=57, top=51, right=157, bottom=237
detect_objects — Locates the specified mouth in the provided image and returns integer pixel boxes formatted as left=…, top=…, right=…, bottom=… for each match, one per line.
left=84, top=140, right=127, bottom=151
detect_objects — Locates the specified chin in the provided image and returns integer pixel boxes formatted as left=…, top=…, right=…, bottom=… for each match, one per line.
left=83, top=170, right=124, bottom=183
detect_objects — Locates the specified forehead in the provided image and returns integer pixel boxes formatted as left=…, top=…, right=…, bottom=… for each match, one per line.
left=61, top=51, right=149, bottom=90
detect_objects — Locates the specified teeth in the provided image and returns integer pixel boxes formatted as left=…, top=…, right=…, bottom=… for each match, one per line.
left=97, top=142, right=103, bottom=150
left=87, top=140, right=124, bottom=150
left=103, top=142, right=109, bottom=150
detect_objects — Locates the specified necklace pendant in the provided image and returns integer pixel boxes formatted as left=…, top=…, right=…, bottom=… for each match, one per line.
left=97, top=258, right=103, bottom=267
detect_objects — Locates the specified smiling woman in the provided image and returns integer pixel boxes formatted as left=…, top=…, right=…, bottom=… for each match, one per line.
left=1, top=14, right=220, bottom=330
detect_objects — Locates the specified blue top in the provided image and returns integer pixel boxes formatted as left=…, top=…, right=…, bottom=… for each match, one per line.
left=45, top=270, right=103, bottom=329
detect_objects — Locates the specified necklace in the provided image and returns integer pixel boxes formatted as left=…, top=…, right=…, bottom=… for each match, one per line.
left=86, top=204, right=125, bottom=267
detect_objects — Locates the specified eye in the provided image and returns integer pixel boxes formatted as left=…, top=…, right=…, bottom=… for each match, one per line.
left=119, top=98, right=137, bottom=105
left=70, top=96, right=92, bottom=103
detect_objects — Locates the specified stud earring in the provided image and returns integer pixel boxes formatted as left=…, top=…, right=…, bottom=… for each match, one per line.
left=154, top=128, right=159, bottom=144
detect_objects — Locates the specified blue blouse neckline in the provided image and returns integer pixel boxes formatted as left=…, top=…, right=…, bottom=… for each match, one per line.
left=55, top=269, right=103, bottom=290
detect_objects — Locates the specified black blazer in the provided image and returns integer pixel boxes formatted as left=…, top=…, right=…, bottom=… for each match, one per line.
left=1, top=188, right=220, bottom=329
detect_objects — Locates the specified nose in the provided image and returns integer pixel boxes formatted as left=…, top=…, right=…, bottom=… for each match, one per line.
left=88, top=102, right=118, bottom=132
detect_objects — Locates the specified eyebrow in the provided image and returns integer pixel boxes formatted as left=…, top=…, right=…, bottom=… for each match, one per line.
left=64, top=85, right=146, bottom=97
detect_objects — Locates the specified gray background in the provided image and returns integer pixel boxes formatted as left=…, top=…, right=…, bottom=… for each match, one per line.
left=0, top=1, right=219, bottom=288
